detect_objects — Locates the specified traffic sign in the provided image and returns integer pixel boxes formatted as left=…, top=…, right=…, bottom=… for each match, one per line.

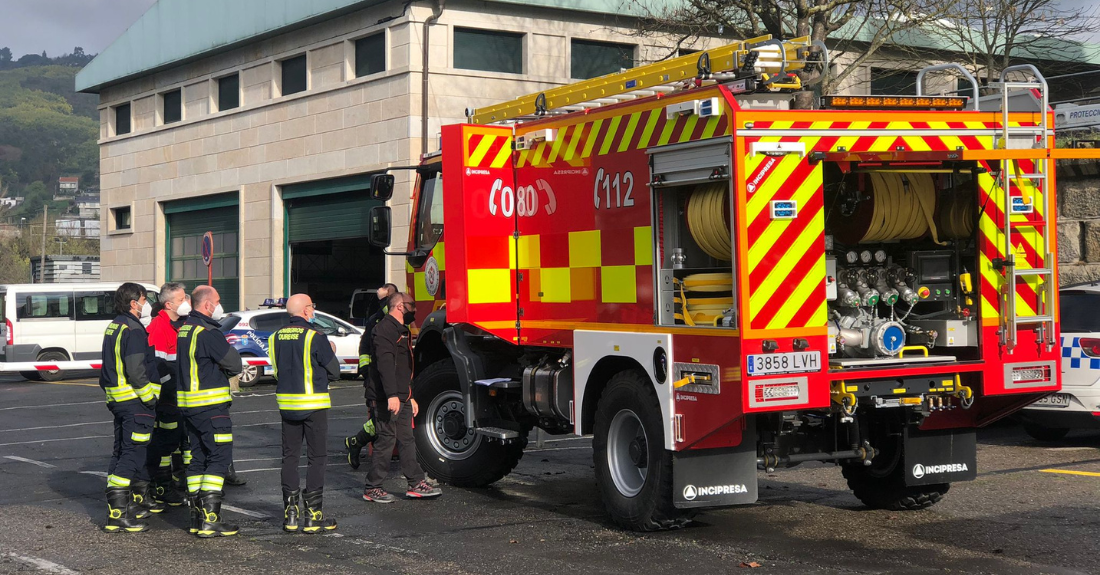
left=202, top=231, right=214, bottom=285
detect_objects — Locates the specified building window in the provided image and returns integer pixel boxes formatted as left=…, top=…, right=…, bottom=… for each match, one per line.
left=218, top=74, right=240, bottom=111
left=163, top=89, right=182, bottom=124
left=281, top=54, right=308, bottom=96
left=571, top=39, right=634, bottom=80
left=112, top=206, right=131, bottom=231
left=114, top=103, right=131, bottom=135
left=870, top=68, right=919, bottom=95
left=454, top=28, right=523, bottom=75
left=355, top=34, right=386, bottom=77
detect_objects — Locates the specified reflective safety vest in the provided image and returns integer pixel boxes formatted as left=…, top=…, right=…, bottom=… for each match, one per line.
left=175, top=311, right=242, bottom=409
left=99, top=313, right=160, bottom=404
left=269, top=317, right=340, bottom=418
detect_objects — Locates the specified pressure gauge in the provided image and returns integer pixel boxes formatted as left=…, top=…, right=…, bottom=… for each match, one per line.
left=874, top=249, right=887, bottom=263
left=846, top=250, right=859, bottom=264
left=860, top=250, right=873, bottom=264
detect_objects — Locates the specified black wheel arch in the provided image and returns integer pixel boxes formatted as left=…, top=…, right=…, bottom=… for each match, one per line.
left=580, top=356, right=649, bottom=436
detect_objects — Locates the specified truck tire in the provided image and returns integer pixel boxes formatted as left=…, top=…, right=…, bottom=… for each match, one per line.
left=592, top=370, right=694, bottom=531
left=34, top=351, right=70, bottom=382
left=1022, top=422, right=1070, bottom=442
left=841, top=433, right=949, bottom=511
left=413, top=361, right=526, bottom=487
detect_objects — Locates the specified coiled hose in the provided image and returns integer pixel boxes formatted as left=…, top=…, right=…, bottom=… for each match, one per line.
left=675, top=273, right=734, bottom=326
left=861, top=172, right=944, bottom=244
left=686, top=182, right=733, bottom=261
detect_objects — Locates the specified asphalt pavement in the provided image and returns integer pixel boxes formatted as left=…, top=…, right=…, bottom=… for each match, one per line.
left=2, top=373, right=1099, bottom=575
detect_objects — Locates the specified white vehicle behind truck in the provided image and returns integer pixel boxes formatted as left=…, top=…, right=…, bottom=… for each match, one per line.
left=0, top=282, right=159, bottom=381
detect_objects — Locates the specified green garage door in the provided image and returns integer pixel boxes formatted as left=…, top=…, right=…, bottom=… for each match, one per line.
left=286, top=192, right=381, bottom=242
left=167, top=196, right=239, bottom=311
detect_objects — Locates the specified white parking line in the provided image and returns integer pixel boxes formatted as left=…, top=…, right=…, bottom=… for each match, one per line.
left=79, top=471, right=108, bottom=478
left=0, top=435, right=112, bottom=448
left=3, top=455, right=57, bottom=468
left=0, top=400, right=103, bottom=412
left=236, top=462, right=347, bottom=474
left=222, top=504, right=270, bottom=519
left=2, top=552, right=80, bottom=575
left=0, top=421, right=109, bottom=433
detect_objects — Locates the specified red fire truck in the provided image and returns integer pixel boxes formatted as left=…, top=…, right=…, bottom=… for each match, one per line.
left=366, top=36, right=1065, bottom=531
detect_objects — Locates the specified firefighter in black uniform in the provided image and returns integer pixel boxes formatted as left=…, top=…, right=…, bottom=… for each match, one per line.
left=269, top=293, right=341, bottom=533
left=100, top=282, right=163, bottom=532
left=145, top=282, right=189, bottom=507
left=362, top=293, right=442, bottom=502
left=344, top=282, right=397, bottom=468
left=176, top=285, right=243, bottom=538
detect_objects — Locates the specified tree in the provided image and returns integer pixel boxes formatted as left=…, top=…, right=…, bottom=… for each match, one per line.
left=0, top=47, right=11, bottom=66
left=631, top=0, right=950, bottom=107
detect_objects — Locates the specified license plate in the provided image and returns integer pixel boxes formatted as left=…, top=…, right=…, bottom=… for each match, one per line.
left=747, top=351, right=821, bottom=376
left=1033, top=393, right=1071, bottom=408
left=340, top=364, right=355, bottom=373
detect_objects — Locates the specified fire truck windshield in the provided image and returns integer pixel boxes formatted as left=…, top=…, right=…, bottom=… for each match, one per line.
left=415, top=172, right=444, bottom=251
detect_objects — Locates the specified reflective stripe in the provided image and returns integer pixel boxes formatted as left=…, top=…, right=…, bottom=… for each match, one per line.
left=186, top=475, right=202, bottom=494
left=135, top=382, right=160, bottom=404
left=213, top=433, right=233, bottom=443
left=131, top=432, right=151, bottom=442
left=183, top=450, right=193, bottom=465
left=159, top=456, right=172, bottom=468
left=201, top=475, right=224, bottom=492
left=104, top=385, right=139, bottom=402
left=359, top=354, right=371, bottom=367
left=177, top=387, right=232, bottom=408
left=154, top=350, right=177, bottom=361
left=157, top=421, right=178, bottom=430
left=107, top=475, right=131, bottom=487
left=303, top=330, right=315, bottom=394
left=188, top=326, right=204, bottom=392
left=268, top=333, right=278, bottom=379
left=104, top=324, right=137, bottom=403
left=276, top=392, right=332, bottom=411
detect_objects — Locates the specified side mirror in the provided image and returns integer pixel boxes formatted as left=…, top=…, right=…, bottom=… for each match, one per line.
left=337, top=326, right=349, bottom=337
left=370, top=173, right=395, bottom=201
left=368, top=206, right=392, bottom=248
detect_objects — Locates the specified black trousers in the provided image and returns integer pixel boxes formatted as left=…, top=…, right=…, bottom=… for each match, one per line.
left=182, top=404, right=233, bottom=493
left=365, top=399, right=424, bottom=489
left=107, top=400, right=155, bottom=486
left=281, top=410, right=329, bottom=493
left=146, top=401, right=183, bottom=474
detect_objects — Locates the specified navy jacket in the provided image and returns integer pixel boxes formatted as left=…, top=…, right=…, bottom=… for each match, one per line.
left=175, top=310, right=242, bottom=411
left=99, top=312, right=160, bottom=406
left=269, top=316, right=341, bottom=420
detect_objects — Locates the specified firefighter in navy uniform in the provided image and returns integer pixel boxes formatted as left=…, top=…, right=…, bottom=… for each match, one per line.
left=176, top=285, right=243, bottom=538
left=100, top=282, right=163, bottom=532
left=269, top=294, right=341, bottom=533
left=145, top=282, right=189, bottom=507
left=344, top=283, right=397, bottom=469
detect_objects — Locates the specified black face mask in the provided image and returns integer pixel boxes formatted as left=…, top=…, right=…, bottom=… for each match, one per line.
left=403, top=310, right=416, bottom=325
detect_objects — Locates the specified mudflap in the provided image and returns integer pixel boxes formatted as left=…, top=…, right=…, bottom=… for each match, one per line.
left=903, top=427, right=977, bottom=487
left=673, top=425, right=758, bottom=509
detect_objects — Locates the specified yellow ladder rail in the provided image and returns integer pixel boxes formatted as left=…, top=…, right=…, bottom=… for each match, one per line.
left=467, top=35, right=824, bottom=125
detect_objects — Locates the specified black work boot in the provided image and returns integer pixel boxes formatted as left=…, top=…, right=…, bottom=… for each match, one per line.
left=283, top=490, right=300, bottom=533
left=187, top=493, right=202, bottom=534
left=153, top=468, right=186, bottom=507
left=196, top=491, right=239, bottom=538
left=301, top=490, right=337, bottom=533
left=131, top=480, right=165, bottom=515
left=344, top=435, right=364, bottom=470
left=224, top=463, right=247, bottom=486
left=104, top=487, right=148, bottom=533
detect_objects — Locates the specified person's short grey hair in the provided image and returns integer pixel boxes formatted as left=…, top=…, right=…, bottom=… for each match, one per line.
left=160, top=282, right=186, bottom=301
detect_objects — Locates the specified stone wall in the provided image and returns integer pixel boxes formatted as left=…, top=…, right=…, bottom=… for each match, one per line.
left=1056, top=160, right=1100, bottom=286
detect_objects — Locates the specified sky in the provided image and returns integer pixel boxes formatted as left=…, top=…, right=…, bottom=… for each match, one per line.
left=0, top=0, right=1096, bottom=60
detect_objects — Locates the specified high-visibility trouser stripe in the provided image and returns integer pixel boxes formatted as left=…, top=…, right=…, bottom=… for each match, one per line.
left=156, top=421, right=178, bottom=430
left=104, top=384, right=139, bottom=402
left=359, top=354, right=371, bottom=368
left=135, top=383, right=160, bottom=404
left=177, top=388, right=232, bottom=408
left=214, top=433, right=233, bottom=443
left=303, top=331, right=316, bottom=394
left=183, top=450, right=192, bottom=465
left=159, top=456, right=172, bottom=468
left=187, top=475, right=202, bottom=493
left=107, top=475, right=131, bottom=488
left=131, top=432, right=151, bottom=442
left=277, top=393, right=332, bottom=411
left=201, top=475, right=224, bottom=492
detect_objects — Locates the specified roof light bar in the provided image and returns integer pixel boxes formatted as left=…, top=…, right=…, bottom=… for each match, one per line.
left=821, top=95, right=968, bottom=110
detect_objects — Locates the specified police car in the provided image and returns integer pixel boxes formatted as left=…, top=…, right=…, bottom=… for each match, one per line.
left=218, top=299, right=363, bottom=386
left=1019, top=283, right=1100, bottom=440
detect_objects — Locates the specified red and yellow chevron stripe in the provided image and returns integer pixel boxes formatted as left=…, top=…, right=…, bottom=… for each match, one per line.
left=464, top=129, right=513, bottom=170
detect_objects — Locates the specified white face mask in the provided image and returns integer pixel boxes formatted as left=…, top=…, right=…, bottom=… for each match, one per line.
left=175, top=300, right=191, bottom=317
left=140, top=301, right=152, bottom=319
left=212, top=303, right=225, bottom=320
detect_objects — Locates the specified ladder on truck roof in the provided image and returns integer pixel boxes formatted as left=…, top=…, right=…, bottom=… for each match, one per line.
left=466, top=35, right=828, bottom=125
left=988, top=64, right=1056, bottom=352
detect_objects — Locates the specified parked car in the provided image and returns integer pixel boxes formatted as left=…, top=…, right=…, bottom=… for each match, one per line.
left=219, top=302, right=363, bottom=386
left=0, top=282, right=159, bottom=381
left=1019, top=283, right=1100, bottom=440
left=348, top=288, right=383, bottom=327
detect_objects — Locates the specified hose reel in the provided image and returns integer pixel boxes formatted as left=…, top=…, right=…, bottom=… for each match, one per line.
left=835, top=172, right=973, bottom=245
left=675, top=273, right=734, bottom=326
left=686, top=182, right=733, bottom=261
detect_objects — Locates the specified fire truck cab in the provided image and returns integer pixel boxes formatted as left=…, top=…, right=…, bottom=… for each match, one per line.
left=368, top=36, right=1064, bottom=531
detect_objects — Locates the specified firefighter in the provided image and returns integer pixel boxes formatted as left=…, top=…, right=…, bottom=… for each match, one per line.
left=100, top=282, right=163, bottom=532
left=176, top=285, right=243, bottom=538
left=363, top=293, right=442, bottom=503
left=269, top=294, right=341, bottom=533
left=344, top=282, right=397, bottom=468
left=145, top=282, right=189, bottom=507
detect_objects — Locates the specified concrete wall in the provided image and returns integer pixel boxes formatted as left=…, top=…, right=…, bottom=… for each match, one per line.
left=1057, top=160, right=1100, bottom=286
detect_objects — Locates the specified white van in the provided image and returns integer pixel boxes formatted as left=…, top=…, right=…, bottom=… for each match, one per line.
left=0, top=282, right=159, bottom=381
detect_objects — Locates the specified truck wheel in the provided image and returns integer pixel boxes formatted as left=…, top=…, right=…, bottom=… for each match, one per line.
left=841, top=433, right=949, bottom=511
left=413, top=361, right=526, bottom=487
left=238, top=354, right=259, bottom=387
left=34, top=351, right=69, bottom=382
left=1022, top=422, right=1070, bottom=442
left=593, top=370, right=693, bottom=531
